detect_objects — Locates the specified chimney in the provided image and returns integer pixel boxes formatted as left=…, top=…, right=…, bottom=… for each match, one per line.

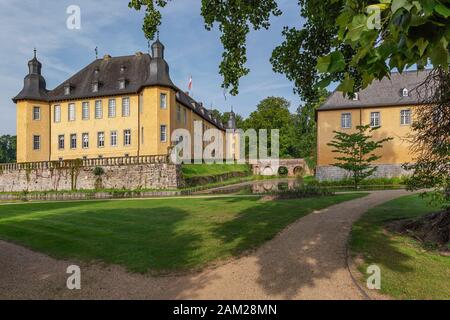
left=135, top=51, right=143, bottom=57
left=103, top=54, right=111, bottom=61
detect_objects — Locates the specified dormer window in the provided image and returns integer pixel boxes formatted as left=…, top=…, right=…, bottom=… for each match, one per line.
left=120, top=65, right=126, bottom=73
left=92, top=82, right=99, bottom=93
left=94, top=67, right=100, bottom=75
left=64, top=84, right=71, bottom=95
left=402, top=88, right=409, bottom=97
left=118, top=78, right=126, bottom=90
left=352, top=93, right=359, bottom=101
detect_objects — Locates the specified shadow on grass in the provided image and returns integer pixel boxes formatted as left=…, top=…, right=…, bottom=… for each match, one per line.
left=0, top=203, right=203, bottom=273
left=203, top=194, right=374, bottom=298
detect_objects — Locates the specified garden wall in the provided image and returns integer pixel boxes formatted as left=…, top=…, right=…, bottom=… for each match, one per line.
left=0, top=156, right=183, bottom=192
left=315, top=164, right=413, bottom=181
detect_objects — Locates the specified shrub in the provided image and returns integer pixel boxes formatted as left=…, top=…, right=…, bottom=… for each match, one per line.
left=93, top=166, right=105, bottom=176
left=265, top=184, right=333, bottom=200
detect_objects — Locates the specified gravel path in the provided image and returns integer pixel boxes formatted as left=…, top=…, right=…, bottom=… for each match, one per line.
left=0, top=190, right=411, bottom=300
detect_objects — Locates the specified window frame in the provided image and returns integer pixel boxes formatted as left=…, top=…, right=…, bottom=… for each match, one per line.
left=341, top=112, right=352, bottom=129
left=58, top=134, right=65, bottom=150
left=70, top=134, right=77, bottom=149
left=160, top=93, right=167, bottom=109
left=124, top=129, right=132, bottom=146
left=370, top=111, right=381, bottom=127
left=97, top=131, right=105, bottom=148
left=160, top=125, right=167, bottom=142
left=82, top=102, right=89, bottom=120
left=68, top=103, right=76, bottom=121
left=54, top=105, right=61, bottom=123
left=122, top=97, right=130, bottom=117
left=33, top=106, right=41, bottom=121
left=95, top=100, right=103, bottom=119
left=400, top=109, right=411, bottom=126
left=110, top=131, right=118, bottom=147
left=82, top=133, right=89, bottom=149
left=33, top=135, right=41, bottom=150
left=108, top=99, right=116, bottom=118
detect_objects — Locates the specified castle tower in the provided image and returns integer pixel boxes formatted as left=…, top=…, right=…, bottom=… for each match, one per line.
left=226, top=107, right=240, bottom=161
left=13, top=49, right=50, bottom=162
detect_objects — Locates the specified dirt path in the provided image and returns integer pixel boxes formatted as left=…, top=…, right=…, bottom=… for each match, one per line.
left=0, top=190, right=411, bottom=300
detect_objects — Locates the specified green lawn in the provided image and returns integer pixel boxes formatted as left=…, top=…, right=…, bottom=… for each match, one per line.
left=350, top=194, right=450, bottom=300
left=0, top=193, right=364, bottom=273
left=181, top=163, right=251, bottom=179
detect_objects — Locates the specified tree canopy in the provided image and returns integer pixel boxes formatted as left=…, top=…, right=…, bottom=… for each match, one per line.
left=0, top=135, right=16, bottom=163
left=130, top=0, right=449, bottom=99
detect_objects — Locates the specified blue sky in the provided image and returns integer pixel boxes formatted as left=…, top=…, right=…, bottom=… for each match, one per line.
left=0, top=0, right=304, bottom=135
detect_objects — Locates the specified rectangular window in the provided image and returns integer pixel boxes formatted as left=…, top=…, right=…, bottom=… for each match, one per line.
left=68, top=103, right=76, bottom=121
left=110, top=131, right=117, bottom=147
left=160, top=93, right=167, bottom=109
left=82, top=133, right=89, bottom=149
left=33, top=106, right=40, bottom=120
left=183, top=108, right=187, bottom=125
left=177, top=105, right=181, bottom=121
left=33, top=135, right=40, bottom=150
left=141, top=127, right=144, bottom=145
left=95, top=100, right=103, bottom=119
left=124, top=129, right=131, bottom=146
left=108, top=99, right=116, bottom=118
left=160, top=125, right=167, bottom=142
left=70, top=134, right=77, bottom=149
left=400, top=109, right=411, bottom=125
left=82, top=102, right=89, bottom=120
left=341, top=113, right=352, bottom=129
left=370, top=112, right=381, bottom=127
left=97, top=132, right=105, bottom=148
left=58, top=135, right=65, bottom=150
left=122, top=97, right=130, bottom=117
left=54, top=105, right=61, bottom=123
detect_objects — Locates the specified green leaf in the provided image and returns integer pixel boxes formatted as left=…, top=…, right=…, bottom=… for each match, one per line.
left=337, top=75, right=355, bottom=93
left=415, top=38, right=429, bottom=56
left=420, top=0, right=437, bottom=15
left=328, top=51, right=346, bottom=73
left=430, top=41, right=449, bottom=68
left=435, top=4, right=450, bottom=18
left=347, top=15, right=368, bottom=42
left=391, top=0, right=407, bottom=13
left=317, top=54, right=331, bottom=73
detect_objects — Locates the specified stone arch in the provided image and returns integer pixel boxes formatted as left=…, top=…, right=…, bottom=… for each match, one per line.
left=278, top=166, right=288, bottom=176
left=262, top=166, right=274, bottom=176
left=293, top=166, right=305, bottom=177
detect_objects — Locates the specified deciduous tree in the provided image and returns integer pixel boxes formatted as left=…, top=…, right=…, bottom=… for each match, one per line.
left=327, top=125, right=392, bottom=188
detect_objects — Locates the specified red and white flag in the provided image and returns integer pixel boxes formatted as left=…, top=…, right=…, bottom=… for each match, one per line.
left=188, top=75, right=192, bottom=91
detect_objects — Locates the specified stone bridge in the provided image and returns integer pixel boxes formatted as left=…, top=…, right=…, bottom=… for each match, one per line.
left=252, top=159, right=312, bottom=177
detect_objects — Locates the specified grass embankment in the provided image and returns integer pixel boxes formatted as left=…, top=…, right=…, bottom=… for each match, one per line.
left=0, top=193, right=364, bottom=273
left=181, top=163, right=253, bottom=187
left=181, top=163, right=251, bottom=179
left=350, top=194, right=450, bottom=299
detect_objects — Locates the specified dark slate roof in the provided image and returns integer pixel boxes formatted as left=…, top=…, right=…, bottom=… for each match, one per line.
left=319, top=70, right=431, bottom=111
left=14, top=43, right=226, bottom=129
left=47, top=53, right=176, bottom=101
left=13, top=57, right=49, bottom=102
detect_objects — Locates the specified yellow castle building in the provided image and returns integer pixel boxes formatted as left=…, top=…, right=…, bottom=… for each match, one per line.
left=316, top=70, right=429, bottom=181
left=13, top=40, right=239, bottom=163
